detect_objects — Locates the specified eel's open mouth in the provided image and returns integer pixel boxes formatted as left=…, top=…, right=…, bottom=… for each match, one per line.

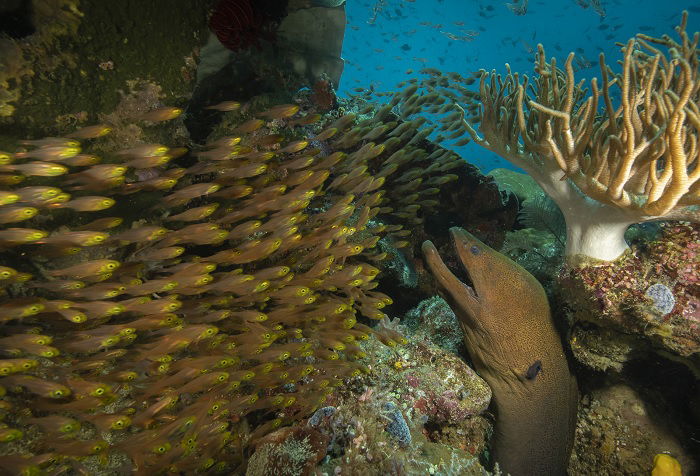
left=448, top=227, right=480, bottom=301
left=421, top=230, right=480, bottom=305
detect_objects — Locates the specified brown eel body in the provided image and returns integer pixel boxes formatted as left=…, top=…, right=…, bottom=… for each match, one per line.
left=422, top=227, right=578, bottom=476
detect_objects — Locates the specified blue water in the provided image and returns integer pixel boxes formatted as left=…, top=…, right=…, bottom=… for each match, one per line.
left=338, top=0, right=700, bottom=172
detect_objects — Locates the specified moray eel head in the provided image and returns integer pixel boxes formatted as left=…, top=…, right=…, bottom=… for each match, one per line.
left=422, top=227, right=483, bottom=328
left=421, top=227, right=547, bottom=350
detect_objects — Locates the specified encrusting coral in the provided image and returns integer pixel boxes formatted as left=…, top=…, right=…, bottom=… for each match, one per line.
left=394, top=12, right=700, bottom=263
left=0, top=88, right=460, bottom=472
left=561, top=222, right=700, bottom=369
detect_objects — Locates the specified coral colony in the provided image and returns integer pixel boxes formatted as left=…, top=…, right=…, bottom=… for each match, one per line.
left=396, top=12, right=700, bottom=263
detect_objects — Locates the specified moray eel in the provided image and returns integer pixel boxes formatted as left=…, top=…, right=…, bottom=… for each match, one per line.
left=422, top=227, right=578, bottom=476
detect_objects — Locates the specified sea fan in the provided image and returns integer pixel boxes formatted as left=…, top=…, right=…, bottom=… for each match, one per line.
left=518, top=193, right=566, bottom=248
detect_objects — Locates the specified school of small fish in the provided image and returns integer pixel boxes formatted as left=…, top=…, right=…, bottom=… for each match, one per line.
left=0, top=98, right=459, bottom=473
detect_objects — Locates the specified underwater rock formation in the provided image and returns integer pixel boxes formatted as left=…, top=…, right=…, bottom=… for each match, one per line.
left=0, top=0, right=211, bottom=138
left=560, top=222, right=700, bottom=375
left=569, top=384, right=694, bottom=475
left=245, top=423, right=329, bottom=476
left=402, top=295, right=465, bottom=355
left=277, top=316, right=491, bottom=475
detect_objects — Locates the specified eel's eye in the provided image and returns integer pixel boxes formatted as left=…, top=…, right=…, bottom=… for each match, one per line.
left=470, top=245, right=481, bottom=255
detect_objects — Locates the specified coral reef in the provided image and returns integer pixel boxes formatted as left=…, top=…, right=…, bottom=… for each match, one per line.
left=402, top=296, right=465, bottom=355
left=383, top=401, right=412, bottom=447
left=309, top=77, right=338, bottom=113
left=0, top=0, right=83, bottom=118
left=0, top=78, right=480, bottom=472
left=499, top=192, right=566, bottom=285
left=248, top=317, right=492, bottom=475
left=405, top=345, right=490, bottom=429
left=246, top=424, right=329, bottom=476
left=560, top=222, right=700, bottom=372
left=559, top=222, right=700, bottom=470
left=3, top=5, right=698, bottom=475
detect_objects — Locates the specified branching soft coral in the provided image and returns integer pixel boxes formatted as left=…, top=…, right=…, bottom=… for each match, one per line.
left=444, top=13, right=700, bottom=263
left=461, top=12, right=700, bottom=262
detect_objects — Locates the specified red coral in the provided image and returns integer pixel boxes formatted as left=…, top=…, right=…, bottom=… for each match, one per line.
left=209, top=0, right=286, bottom=52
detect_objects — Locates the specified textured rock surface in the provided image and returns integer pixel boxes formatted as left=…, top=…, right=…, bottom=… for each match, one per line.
left=569, top=384, right=694, bottom=475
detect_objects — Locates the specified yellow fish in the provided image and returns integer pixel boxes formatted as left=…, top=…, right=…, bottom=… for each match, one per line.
left=133, top=246, right=185, bottom=261
left=79, top=164, right=127, bottom=180
left=0, top=191, right=19, bottom=205
left=205, top=100, right=241, bottom=112
left=0, top=151, right=13, bottom=165
left=652, top=454, right=682, bottom=476
left=15, top=186, right=62, bottom=203
left=125, top=155, right=172, bottom=168
left=279, top=140, right=309, bottom=154
left=7, top=162, right=68, bottom=176
left=0, top=206, right=38, bottom=224
left=117, top=144, right=168, bottom=157
left=76, top=217, right=123, bottom=231
left=0, top=266, right=18, bottom=281
left=233, top=119, right=264, bottom=134
left=258, top=104, right=299, bottom=119
left=164, top=183, right=221, bottom=206
left=42, top=231, right=109, bottom=247
left=49, top=259, right=120, bottom=278
left=0, top=228, right=48, bottom=244
left=289, top=113, right=322, bottom=126
left=4, top=375, right=71, bottom=398
left=61, top=196, right=115, bottom=212
left=68, top=124, right=112, bottom=139
left=19, top=145, right=80, bottom=161
left=140, top=107, right=183, bottom=122
left=165, top=203, right=219, bottom=222
left=111, top=226, right=168, bottom=243
left=21, top=137, right=78, bottom=148
left=123, top=177, right=178, bottom=193
left=27, top=415, right=81, bottom=435
left=0, top=174, right=25, bottom=185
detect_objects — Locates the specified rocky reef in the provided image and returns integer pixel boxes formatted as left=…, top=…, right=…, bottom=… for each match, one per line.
left=0, top=55, right=510, bottom=471
left=244, top=314, right=493, bottom=476
left=560, top=222, right=700, bottom=372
